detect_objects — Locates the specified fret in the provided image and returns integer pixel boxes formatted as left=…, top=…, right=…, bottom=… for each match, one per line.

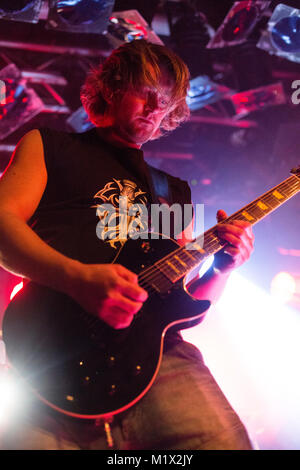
left=241, top=210, right=256, bottom=222
left=155, top=263, right=175, bottom=283
left=192, top=242, right=206, bottom=254
left=166, top=259, right=182, bottom=276
left=165, top=261, right=181, bottom=280
left=174, top=255, right=188, bottom=269
left=289, top=183, right=300, bottom=197
left=268, top=177, right=300, bottom=203
left=166, top=249, right=201, bottom=281
left=276, top=176, right=300, bottom=198
left=263, top=189, right=287, bottom=209
left=274, top=184, right=289, bottom=199
left=139, top=170, right=300, bottom=291
left=227, top=176, right=300, bottom=227
left=253, top=203, right=270, bottom=218
left=139, top=265, right=173, bottom=294
left=165, top=250, right=191, bottom=275
left=263, top=194, right=278, bottom=210
left=171, top=255, right=186, bottom=273
left=272, top=189, right=284, bottom=200
left=204, top=232, right=219, bottom=245
left=276, top=180, right=290, bottom=196
left=182, top=249, right=198, bottom=263
left=227, top=208, right=256, bottom=224
left=172, top=253, right=197, bottom=276
left=203, top=233, right=223, bottom=255
left=256, top=200, right=269, bottom=211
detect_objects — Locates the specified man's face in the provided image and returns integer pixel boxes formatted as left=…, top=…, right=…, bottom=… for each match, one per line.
left=108, top=69, right=175, bottom=148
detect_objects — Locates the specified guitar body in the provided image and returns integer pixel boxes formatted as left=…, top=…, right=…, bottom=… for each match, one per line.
left=2, top=236, right=210, bottom=419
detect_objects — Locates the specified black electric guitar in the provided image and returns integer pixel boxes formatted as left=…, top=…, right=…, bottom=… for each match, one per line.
left=3, top=168, right=300, bottom=420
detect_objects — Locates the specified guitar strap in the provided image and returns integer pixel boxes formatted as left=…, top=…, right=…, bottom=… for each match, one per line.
left=147, top=164, right=172, bottom=205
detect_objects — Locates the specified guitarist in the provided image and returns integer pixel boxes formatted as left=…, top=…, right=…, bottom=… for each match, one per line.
left=0, top=40, right=254, bottom=450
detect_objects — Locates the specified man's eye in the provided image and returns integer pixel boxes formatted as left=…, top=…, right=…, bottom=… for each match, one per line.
left=158, top=97, right=169, bottom=107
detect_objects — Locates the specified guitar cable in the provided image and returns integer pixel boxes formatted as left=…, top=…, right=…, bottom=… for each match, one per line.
left=95, top=417, right=114, bottom=448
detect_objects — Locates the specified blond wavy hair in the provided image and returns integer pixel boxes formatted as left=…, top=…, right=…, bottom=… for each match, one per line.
left=80, top=40, right=190, bottom=139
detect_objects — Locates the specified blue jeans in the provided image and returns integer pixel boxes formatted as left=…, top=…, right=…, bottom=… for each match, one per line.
left=0, top=340, right=253, bottom=450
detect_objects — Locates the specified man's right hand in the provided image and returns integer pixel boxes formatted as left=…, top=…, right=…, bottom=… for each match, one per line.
left=0, top=129, right=147, bottom=330
left=67, top=263, right=148, bottom=329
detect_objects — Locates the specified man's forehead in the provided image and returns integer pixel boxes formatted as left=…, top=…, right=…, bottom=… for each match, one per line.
left=143, top=64, right=175, bottom=92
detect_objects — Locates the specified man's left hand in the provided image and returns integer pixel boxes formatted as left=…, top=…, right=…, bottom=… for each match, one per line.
left=214, top=209, right=254, bottom=274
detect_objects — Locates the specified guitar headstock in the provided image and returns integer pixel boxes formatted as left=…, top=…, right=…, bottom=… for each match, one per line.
left=291, top=166, right=300, bottom=178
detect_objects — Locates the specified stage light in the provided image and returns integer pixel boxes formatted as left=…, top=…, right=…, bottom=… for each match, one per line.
left=0, top=366, right=23, bottom=425
left=198, top=255, right=214, bottom=278
left=108, top=15, right=147, bottom=43
left=0, top=0, right=42, bottom=23
left=182, top=272, right=300, bottom=449
left=272, top=16, right=300, bottom=53
left=270, top=272, right=300, bottom=308
left=0, top=339, right=19, bottom=425
left=257, top=3, right=300, bottom=64
left=229, top=82, right=286, bottom=118
left=46, top=0, right=115, bottom=34
left=270, top=272, right=296, bottom=304
left=0, top=63, right=44, bottom=140
left=207, top=1, right=271, bottom=49
left=106, top=10, right=163, bottom=48
left=186, top=75, right=234, bottom=111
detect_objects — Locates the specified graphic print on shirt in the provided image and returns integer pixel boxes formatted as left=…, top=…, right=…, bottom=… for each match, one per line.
left=92, top=178, right=148, bottom=249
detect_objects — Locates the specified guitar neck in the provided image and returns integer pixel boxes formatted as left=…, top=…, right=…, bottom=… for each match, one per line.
left=199, top=173, right=300, bottom=256
left=155, top=174, right=300, bottom=284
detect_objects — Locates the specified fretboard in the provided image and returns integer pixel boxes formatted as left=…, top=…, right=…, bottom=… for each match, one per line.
left=143, top=174, right=300, bottom=287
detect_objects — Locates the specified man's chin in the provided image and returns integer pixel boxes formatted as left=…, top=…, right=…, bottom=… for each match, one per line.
left=126, top=129, right=155, bottom=146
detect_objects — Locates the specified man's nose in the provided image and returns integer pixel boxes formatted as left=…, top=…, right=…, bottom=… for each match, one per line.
left=144, top=93, right=158, bottom=114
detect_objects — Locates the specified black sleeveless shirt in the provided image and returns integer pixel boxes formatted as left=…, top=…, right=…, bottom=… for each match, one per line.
left=29, top=127, right=192, bottom=265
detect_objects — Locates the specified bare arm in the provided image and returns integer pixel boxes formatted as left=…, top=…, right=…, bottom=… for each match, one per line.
left=0, top=130, right=147, bottom=328
left=0, top=129, right=78, bottom=291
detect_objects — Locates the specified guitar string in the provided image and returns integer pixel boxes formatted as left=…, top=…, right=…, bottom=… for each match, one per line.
left=138, top=178, right=300, bottom=291
left=197, top=177, right=300, bottom=255
left=138, top=177, right=300, bottom=287
left=138, top=177, right=300, bottom=283
left=86, top=177, right=300, bottom=330
left=141, top=176, right=300, bottom=279
left=137, top=177, right=300, bottom=290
